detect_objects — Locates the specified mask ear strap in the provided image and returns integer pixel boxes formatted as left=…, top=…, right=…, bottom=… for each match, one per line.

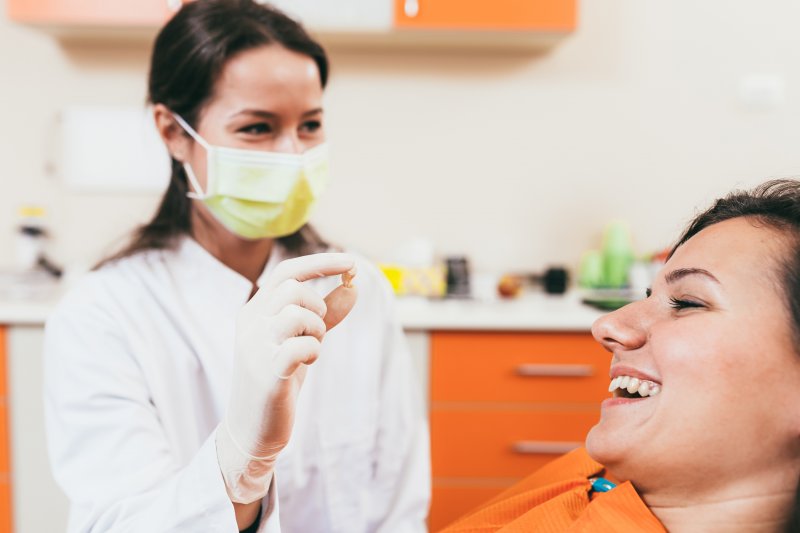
left=183, top=163, right=206, bottom=199
left=172, top=113, right=211, bottom=151
left=171, top=113, right=209, bottom=199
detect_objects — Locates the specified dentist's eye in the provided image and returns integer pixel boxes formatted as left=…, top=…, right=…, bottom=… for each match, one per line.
left=300, top=120, right=322, bottom=134
left=669, top=297, right=705, bottom=310
left=238, top=123, right=272, bottom=135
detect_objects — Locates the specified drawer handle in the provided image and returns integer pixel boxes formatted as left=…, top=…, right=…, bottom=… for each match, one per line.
left=513, top=441, right=582, bottom=455
left=404, top=0, right=420, bottom=18
left=514, top=364, right=594, bottom=377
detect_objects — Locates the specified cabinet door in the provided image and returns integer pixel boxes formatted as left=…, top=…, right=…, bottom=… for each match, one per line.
left=6, top=0, right=179, bottom=26
left=394, top=0, right=576, bottom=31
left=269, top=0, right=392, bottom=31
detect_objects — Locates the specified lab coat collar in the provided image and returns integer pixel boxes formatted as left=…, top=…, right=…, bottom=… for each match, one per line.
left=176, top=235, right=288, bottom=296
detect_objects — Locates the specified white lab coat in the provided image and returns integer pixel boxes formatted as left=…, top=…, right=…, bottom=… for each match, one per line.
left=44, top=237, right=431, bottom=533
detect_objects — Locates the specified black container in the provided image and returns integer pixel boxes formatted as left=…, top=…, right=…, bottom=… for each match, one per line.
left=445, top=256, right=471, bottom=298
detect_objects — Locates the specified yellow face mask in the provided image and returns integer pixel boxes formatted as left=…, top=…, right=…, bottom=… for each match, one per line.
left=173, top=114, right=329, bottom=240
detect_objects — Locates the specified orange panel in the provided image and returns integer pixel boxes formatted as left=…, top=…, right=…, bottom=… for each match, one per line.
left=0, top=402, right=7, bottom=474
left=0, top=328, right=5, bottom=398
left=7, top=0, right=175, bottom=26
left=394, top=0, right=576, bottom=31
left=430, top=483, right=509, bottom=532
left=431, top=408, right=599, bottom=477
left=431, top=332, right=610, bottom=403
left=0, top=481, right=10, bottom=533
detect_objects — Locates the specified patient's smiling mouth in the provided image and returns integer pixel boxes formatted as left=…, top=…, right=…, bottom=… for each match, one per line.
left=608, top=376, right=661, bottom=398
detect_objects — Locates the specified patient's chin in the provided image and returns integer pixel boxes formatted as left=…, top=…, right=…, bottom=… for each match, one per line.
left=585, top=423, right=624, bottom=469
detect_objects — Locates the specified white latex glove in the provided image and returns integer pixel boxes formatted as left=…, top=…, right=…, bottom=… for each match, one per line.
left=217, top=253, right=358, bottom=503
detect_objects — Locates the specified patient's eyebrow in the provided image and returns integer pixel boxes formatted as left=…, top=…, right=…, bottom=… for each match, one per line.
left=665, top=268, right=720, bottom=284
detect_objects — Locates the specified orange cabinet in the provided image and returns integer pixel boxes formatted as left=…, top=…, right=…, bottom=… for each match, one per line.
left=0, top=328, right=11, bottom=533
left=6, top=0, right=179, bottom=26
left=394, top=0, right=576, bottom=31
left=428, top=331, right=608, bottom=531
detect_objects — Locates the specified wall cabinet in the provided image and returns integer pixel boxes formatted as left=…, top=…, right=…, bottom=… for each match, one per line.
left=6, top=0, right=576, bottom=48
left=427, top=331, right=608, bottom=531
left=5, top=0, right=178, bottom=26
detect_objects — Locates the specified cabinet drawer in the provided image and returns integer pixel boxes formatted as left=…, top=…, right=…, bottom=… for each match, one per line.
left=431, top=332, right=609, bottom=403
left=429, top=483, right=509, bottom=532
left=394, top=0, right=576, bottom=31
left=431, top=408, right=598, bottom=478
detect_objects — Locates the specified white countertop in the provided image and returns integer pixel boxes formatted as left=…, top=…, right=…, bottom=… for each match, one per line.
left=395, top=291, right=606, bottom=331
left=0, top=298, right=59, bottom=325
left=0, top=289, right=607, bottom=331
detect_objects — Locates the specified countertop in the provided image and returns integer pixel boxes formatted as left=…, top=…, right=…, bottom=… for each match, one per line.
left=396, top=292, right=606, bottom=331
left=0, top=290, right=607, bottom=330
left=0, top=296, right=60, bottom=325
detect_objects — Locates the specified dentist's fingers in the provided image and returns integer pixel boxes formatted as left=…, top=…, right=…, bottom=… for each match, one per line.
left=272, top=336, right=323, bottom=379
left=252, top=278, right=327, bottom=319
left=269, top=305, right=327, bottom=343
left=259, top=253, right=355, bottom=294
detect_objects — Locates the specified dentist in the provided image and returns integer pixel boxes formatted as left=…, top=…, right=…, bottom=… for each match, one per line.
left=43, top=1, right=430, bottom=532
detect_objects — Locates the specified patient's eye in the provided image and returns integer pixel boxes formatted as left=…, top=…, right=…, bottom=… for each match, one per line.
left=668, top=297, right=705, bottom=310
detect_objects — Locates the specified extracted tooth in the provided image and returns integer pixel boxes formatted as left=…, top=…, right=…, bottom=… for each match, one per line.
left=626, top=377, right=641, bottom=394
left=638, top=382, right=651, bottom=396
left=648, top=384, right=661, bottom=397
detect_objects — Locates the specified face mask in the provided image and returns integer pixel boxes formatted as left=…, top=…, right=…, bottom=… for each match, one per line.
left=172, top=113, right=329, bottom=240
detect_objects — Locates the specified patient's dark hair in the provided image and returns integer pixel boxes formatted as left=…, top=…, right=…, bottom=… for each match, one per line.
left=669, top=179, right=800, bottom=533
left=671, top=179, right=800, bottom=345
left=100, top=0, right=329, bottom=267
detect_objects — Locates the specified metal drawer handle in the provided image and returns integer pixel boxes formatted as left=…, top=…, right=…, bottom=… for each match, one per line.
left=514, top=364, right=594, bottom=378
left=404, top=0, right=420, bottom=18
left=513, top=441, right=582, bottom=455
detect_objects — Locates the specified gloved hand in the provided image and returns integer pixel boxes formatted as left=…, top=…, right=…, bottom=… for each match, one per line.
left=216, top=252, right=358, bottom=503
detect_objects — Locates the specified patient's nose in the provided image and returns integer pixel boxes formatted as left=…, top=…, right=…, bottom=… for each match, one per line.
left=592, top=300, right=648, bottom=355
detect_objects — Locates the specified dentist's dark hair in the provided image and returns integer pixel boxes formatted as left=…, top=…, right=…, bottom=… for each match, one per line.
left=669, top=178, right=800, bottom=532
left=101, top=0, right=329, bottom=266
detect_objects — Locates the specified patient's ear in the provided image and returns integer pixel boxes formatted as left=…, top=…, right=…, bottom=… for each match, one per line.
left=153, top=104, right=191, bottom=162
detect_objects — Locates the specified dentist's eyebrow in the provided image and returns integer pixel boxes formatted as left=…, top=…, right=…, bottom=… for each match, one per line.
left=665, top=268, right=720, bottom=284
left=229, top=109, right=278, bottom=119
left=228, top=108, right=322, bottom=119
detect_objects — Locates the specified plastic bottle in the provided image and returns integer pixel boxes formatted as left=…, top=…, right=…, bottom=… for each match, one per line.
left=601, top=221, right=634, bottom=288
left=16, top=205, right=47, bottom=271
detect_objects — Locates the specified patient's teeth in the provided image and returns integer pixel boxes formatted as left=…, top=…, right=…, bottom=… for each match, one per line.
left=620, top=376, right=631, bottom=389
left=608, top=378, right=617, bottom=392
left=626, top=378, right=641, bottom=394
left=638, top=382, right=650, bottom=396
left=648, top=385, right=661, bottom=397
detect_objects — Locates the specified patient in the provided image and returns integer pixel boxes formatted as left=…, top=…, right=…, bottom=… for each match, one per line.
left=440, top=179, right=800, bottom=532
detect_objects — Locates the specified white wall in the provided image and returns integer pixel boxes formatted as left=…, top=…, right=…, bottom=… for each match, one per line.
left=2, top=0, right=800, bottom=275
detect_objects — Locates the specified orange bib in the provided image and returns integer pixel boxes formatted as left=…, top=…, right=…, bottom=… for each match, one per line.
left=438, top=448, right=665, bottom=532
